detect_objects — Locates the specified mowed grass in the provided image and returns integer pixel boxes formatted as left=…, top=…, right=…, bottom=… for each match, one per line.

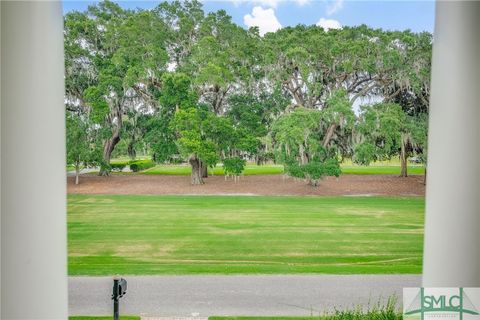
left=142, top=163, right=424, bottom=176
left=68, top=195, right=424, bottom=276
left=341, top=166, right=425, bottom=175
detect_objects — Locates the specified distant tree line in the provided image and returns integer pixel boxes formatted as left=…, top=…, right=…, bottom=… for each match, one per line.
left=65, top=0, right=431, bottom=185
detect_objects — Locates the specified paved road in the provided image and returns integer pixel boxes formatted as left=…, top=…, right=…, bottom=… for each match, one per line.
left=69, top=275, right=421, bottom=317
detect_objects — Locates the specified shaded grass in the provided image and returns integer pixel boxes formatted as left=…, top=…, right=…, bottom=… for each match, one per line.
left=68, top=195, right=424, bottom=276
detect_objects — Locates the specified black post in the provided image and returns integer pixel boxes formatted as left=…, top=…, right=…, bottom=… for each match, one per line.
left=112, top=277, right=127, bottom=320
left=113, top=278, right=120, bottom=320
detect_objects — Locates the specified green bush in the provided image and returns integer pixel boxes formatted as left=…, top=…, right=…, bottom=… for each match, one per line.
left=285, top=158, right=341, bottom=186
left=223, top=157, right=246, bottom=176
left=129, top=159, right=155, bottom=172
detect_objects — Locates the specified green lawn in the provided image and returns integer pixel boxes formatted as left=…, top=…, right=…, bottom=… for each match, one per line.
left=341, top=165, right=425, bottom=175
left=142, top=163, right=424, bottom=176
left=68, top=195, right=424, bottom=275
left=69, top=159, right=425, bottom=176
left=143, top=164, right=285, bottom=175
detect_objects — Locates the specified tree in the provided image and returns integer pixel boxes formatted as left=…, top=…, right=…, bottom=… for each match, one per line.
left=187, top=10, right=260, bottom=116
left=65, top=1, right=169, bottom=175
left=354, top=103, right=404, bottom=166
left=147, top=72, right=197, bottom=164
left=272, top=107, right=341, bottom=186
left=227, top=94, right=272, bottom=164
left=63, top=1, right=431, bottom=185
left=262, top=25, right=430, bottom=151
left=172, top=107, right=220, bottom=184
left=66, top=114, right=102, bottom=185
left=354, top=102, right=427, bottom=177
left=223, top=157, right=246, bottom=182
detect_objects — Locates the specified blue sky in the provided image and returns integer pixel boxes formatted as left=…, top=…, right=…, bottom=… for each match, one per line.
left=63, top=0, right=435, bottom=35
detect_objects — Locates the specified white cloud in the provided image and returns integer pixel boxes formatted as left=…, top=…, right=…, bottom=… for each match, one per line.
left=244, top=6, right=282, bottom=36
left=316, top=17, right=342, bottom=31
left=326, top=0, right=344, bottom=16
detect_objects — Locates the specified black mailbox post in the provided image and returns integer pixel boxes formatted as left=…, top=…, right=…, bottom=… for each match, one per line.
left=112, top=278, right=127, bottom=320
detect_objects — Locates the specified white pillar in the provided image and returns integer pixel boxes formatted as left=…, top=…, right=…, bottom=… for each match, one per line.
left=423, top=1, right=480, bottom=287
left=1, top=1, right=68, bottom=319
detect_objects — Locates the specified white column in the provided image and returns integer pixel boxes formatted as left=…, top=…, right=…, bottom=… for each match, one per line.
left=1, top=1, right=68, bottom=319
left=423, top=1, right=480, bottom=287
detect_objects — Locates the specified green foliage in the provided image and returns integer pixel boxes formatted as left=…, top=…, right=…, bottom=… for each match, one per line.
left=83, top=87, right=110, bottom=124
left=354, top=103, right=405, bottom=165
left=223, top=157, right=247, bottom=177
left=323, top=90, right=355, bottom=130
left=172, top=107, right=220, bottom=168
left=273, top=107, right=342, bottom=186
left=66, top=114, right=103, bottom=174
left=354, top=102, right=428, bottom=172
left=129, top=159, right=156, bottom=172
left=405, top=113, right=429, bottom=163
left=286, top=159, right=341, bottom=186
left=64, top=2, right=430, bottom=177
left=353, top=142, right=376, bottom=166
left=160, top=73, right=198, bottom=110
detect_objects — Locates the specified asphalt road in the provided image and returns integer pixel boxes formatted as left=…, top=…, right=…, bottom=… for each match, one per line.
left=69, top=275, right=421, bottom=317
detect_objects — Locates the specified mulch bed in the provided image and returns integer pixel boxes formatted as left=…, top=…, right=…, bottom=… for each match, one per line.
left=67, top=174, right=425, bottom=196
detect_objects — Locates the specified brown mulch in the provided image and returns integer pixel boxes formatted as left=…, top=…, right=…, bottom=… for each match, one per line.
left=67, top=174, right=425, bottom=196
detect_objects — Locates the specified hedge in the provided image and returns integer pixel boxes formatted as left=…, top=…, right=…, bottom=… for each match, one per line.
left=129, top=159, right=155, bottom=172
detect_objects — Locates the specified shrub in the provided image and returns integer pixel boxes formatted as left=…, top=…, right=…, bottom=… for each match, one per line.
left=285, top=161, right=304, bottom=178
left=324, top=296, right=401, bottom=320
left=223, top=157, right=246, bottom=178
left=285, top=158, right=341, bottom=186
left=129, top=159, right=155, bottom=172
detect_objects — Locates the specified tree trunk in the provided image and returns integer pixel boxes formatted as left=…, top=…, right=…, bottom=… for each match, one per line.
left=75, top=163, right=80, bottom=185
left=201, top=161, right=208, bottom=178
left=400, top=140, right=408, bottom=177
left=127, top=140, right=136, bottom=160
left=424, top=166, right=427, bottom=185
left=189, top=155, right=204, bottom=185
left=99, top=132, right=120, bottom=176
left=307, top=177, right=319, bottom=187
left=322, top=123, right=338, bottom=148
left=299, top=144, right=306, bottom=165
left=99, top=105, right=123, bottom=176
